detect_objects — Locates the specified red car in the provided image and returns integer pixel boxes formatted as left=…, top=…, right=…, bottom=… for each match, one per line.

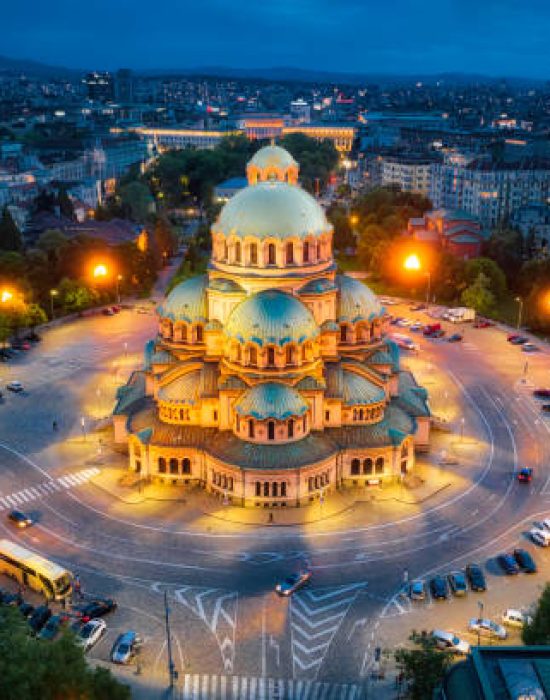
left=517, top=467, right=533, bottom=483
left=507, top=333, right=520, bottom=342
left=533, top=389, right=550, bottom=399
left=474, top=319, right=493, bottom=328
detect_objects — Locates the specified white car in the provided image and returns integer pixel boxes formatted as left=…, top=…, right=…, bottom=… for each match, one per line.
left=501, top=609, right=533, bottom=628
left=530, top=528, right=550, bottom=547
left=432, top=630, right=470, bottom=655
left=78, top=618, right=107, bottom=651
left=541, top=518, right=550, bottom=532
left=468, top=618, right=507, bottom=640
left=6, top=381, right=24, bottom=393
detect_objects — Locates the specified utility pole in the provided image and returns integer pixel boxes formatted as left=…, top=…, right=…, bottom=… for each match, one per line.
left=164, top=590, right=177, bottom=694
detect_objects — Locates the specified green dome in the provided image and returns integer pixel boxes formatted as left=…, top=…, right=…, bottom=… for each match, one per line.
left=342, top=371, right=386, bottom=406
left=209, top=278, right=245, bottom=293
left=235, top=382, right=308, bottom=420
left=225, top=290, right=319, bottom=347
left=248, top=145, right=297, bottom=171
left=214, top=181, right=331, bottom=240
left=299, top=278, right=337, bottom=295
left=337, top=274, right=382, bottom=322
left=157, top=275, right=207, bottom=323
left=158, top=370, right=201, bottom=403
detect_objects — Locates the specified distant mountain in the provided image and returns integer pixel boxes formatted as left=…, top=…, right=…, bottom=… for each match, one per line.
left=0, top=54, right=80, bottom=77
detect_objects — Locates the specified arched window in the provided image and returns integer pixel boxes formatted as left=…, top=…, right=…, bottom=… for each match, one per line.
left=195, top=325, right=203, bottom=343
left=249, top=345, right=258, bottom=366
left=308, top=477, right=314, bottom=491
left=169, top=458, right=179, bottom=475
left=267, top=243, right=276, bottom=265
left=263, top=482, right=270, bottom=497
left=359, top=408, right=364, bottom=421
left=315, top=476, right=320, bottom=489
left=363, top=458, right=373, bottom=475
left=250, top=243, right=258, bottom=265
left=222, top=475, right=227, bottom=489
left=158, top=457, right=166, bottom=473
left=288, top=419, right=295, bottom=439
left=236, top=415, right=240, bottom=432
left=235, top=241, right=242, bottom=263
left=340, top=325, right=349, bottom=343
left=303, top=241, right=309, bottom=263
left=255, top=481, right=261, bottom=497
left=268, top=421, right=275, bottom=440
left=302, top=415, right=307, bottom=432
left=351, top=458, right=360, bottom=475
left=317, top=241, right=322, bottom=261
left=179, top=324, right=188, bottom=342
left=301, top=345, right=307, bottom=362
left=267, top=347, right=275, bottom=367
left=375, top=457, right=384, bottom=474
left=228, top=477, right=233, bottom=491
left=272, top=482, right=278, bottom=497
left=182, top=458, right=191, bottom=474
left=286, top=242, right=294, bottom=264
left=281, top=482, right=287, bottom=497
left=248, top=420, right=255, bottom=438
left=285, top=345, right=295, bottom=365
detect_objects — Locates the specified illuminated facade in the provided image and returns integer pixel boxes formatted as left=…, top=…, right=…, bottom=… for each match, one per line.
left=114, top=145, right=430, bottom=507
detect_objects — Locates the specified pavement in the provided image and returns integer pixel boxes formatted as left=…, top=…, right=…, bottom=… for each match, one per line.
left=1, top=287, right=550, bottom=698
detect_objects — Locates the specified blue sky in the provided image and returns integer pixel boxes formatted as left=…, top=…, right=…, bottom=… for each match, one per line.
left=2, top=0, right=549, bottom=78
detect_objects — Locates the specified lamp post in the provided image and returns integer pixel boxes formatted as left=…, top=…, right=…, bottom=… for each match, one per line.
left=0, top=290, right=13, bottom=304
left=460, top=417, right=465, bottom=443
left=477, top=601, right=484, bottom=646
left=515, top=296, right=523, bottom=330
left=80, top=416, right=86, bottom=442
left=49, top=289, right=58, bottom=319
left=425, top=271, right=431, bottom=305
left=116, top=275, right=123, bottom=305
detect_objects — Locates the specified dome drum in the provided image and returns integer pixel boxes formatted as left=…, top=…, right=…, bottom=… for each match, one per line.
left=226, top=338, right=318, bottom=370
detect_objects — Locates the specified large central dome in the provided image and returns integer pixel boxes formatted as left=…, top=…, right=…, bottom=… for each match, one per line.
left=213, top=181, right=331, bottom=240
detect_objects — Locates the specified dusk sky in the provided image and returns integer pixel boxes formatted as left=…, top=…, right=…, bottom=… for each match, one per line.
left=3, top=0, right=550, bottom=78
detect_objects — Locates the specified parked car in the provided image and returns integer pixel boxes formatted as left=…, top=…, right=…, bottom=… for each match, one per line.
left=410, top=323, right=424, bottom=332
left=111, top=630, right=142, bottom=664
left=517, top=467, right=533, bottom=483
left=522, top=343, right=539, bottom=353
left=513, top=548, right=537, bottom=573
left=430, top=575, right=449, bottom=600
left=102, top=308, right=115, bottom=316
left=541, top=518, right=550, bottom=532
left=78, top=619, right=107, bottom=652
left=448, top=571, right=468, bottom=596
left=465, top=563, right=487, bottom=592
left=474, top=319, right=493, bottom=328
left=432, top=630, right=470, bottom=655
left=530, top=528, right=550, bottom=547
left=39, top=614, right=66, bottom=641
left=498, top=553, right=520, bottom=575
left=429, top=329, right=446, bottom=338
left=423, top=323, right=441, bottom=336
left=7, top=509, right=33, bottom=528
left=468, top=618, right=507, bottom=640
left=24, top=332, right=41, bottom=343
left=409, top=580, right=426, bottom=601
left=541, top=405, right=550, bottom=414
left=19, top=602, right=35, bottom=618
left=510, top=336, right=528, bottom=345
left=29, top=605, right=52, bottom=634
left=501, top=609, right=533, bottom=628
left=74, top=598, right=117, bottom=623
left=6, top=381, right=24, bottom=393
left=533, top=389, right=550, bottom=399
left=275, top=571, right=311, bottom=596
left=447, top=333, right=463, bottom=343
left=410, top=304, right=426, bottom=311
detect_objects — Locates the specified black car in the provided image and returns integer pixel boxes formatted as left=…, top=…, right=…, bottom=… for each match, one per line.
left=498, top=553, right=520, bottom=575
left=466, top=563, right=487, bottom=592
left=24, top=332, right=41, bottom=343
left=430, top=575, right=449, bottom=600
left=19, top=602, right=35, bottom=618
left=514, top=548, right=537, bottom=573
left=29, top=605, right=51, bottom=634
left=39, top=614, right=66, bottom=641
left=533, top=389, right=550, bottom=399
left=75, top=598, right=117, bottom=622
left=7, top=509, right=33, bottom=528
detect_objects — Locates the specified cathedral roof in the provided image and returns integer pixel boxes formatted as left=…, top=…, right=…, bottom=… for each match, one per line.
left=337, top=274, right=383, bottom=322
left=225, top=289, right=319, bottom=346
left=248, top=145, right=297, bottom=172
left=234, top=382, right=308, bottom=420
left=157, top=274, right=208, bottom=323
left=299, top=277, right=337, bottom=295
left=325, top=364, right=385, bottom=405
left=214, top=181, right=331, bottom=240
left=157, top=370, right=202, bottom=404
left=209, top=277, right=245, bottom=293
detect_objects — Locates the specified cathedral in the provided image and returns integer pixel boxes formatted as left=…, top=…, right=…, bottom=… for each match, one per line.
left=113, top=145, right=430, bottom=507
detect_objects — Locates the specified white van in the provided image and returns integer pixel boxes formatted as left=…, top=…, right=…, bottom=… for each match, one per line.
left=502, top=609, right=533, bottom=627
left=389, top=333, right=418, bottom=352
left=530, top=528, right=550, bottom=547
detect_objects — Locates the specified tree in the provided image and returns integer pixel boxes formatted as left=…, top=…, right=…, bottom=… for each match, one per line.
left=394, top=630, right=453, bottom=700
left=523, top=583, right=550, bottom=645
left=153, top=216, right=178, bottom=260
left=0, top=207, right=23, bottom=251
left=58, top=278, right=99, bottom=313
left=37, top=229, right=69, bottom=264
left=0, top=604, right=130, bottom=700
left=119, top=181, right=154, bottom=222
left=57, top=187, right=74, bottom=220
left=23, top=303, right=47, bottom=329
left=464, top=257, right=507, bottom=300
left=279, top=133, right=338, bottom=192
left=327, top=206, right=355, bottom=251
left=0, top=251, right=26, bottom=280
left=461, top=272, right=495, bottom=315
left=485, top=227, right=523, bottom=277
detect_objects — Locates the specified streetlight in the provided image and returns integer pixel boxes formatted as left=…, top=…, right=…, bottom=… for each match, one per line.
left=93, top=264, right=108, bottom=279
left=80, top=416, right=86, bottom=442
left=49, top=289, right=58, bottom=319
left=116, top=275, right=123, bottom=304
left=460, top=417, right=465, bottom=443
left=0, top=289, right=13, bottom=304
left=403, top=254, right=431, bottom=304
left=477, top=601, right=484, bottom=646
left=515, top=296, right=523, bottom=330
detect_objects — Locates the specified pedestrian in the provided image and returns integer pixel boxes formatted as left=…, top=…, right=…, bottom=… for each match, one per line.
left=52, top=420, right=58, bottom=432
left=268, top=512, right=274, bottom=523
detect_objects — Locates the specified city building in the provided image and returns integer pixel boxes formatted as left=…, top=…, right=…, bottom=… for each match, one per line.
left=134, top=126, right=240, bottom=151
left=440, top=646, right=550, bottom=700
left=380, top=155, right=434, bottom=196
left=214, top=177, right=248, bottom=203
left=115, top=69, right=134, bottom=103
left=407, top=208, right=488, bottom=259
left=511, top=203, right=550, bottom=251
left=113, top=145, right=430, bottom=507
left=84, top=72, right=115, bottom=103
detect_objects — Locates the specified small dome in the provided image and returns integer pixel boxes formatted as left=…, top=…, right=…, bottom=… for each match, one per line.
left=337, top=274, right=382, bottom=322
left=225, top=290, right=319, bottom=347
left=157, top=275, right=207, bottom=323
left=214, top=181, right=331, bottom=240
left=342, top=371, right=385, bottom=406
left=158, top=370, right=201, bottom=403
left=235, top=382, right=308, bottom=420
left=299, top=278, right=337, bottom=295
left=209, top=278, right=245, bottom=294
left=248, top=145, right=297, bottom=172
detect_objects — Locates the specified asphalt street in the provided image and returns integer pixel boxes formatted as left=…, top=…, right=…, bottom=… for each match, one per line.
left=1, top=294, right=550, bottom=699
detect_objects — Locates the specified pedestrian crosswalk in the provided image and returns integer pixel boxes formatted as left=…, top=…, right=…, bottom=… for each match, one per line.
left=0, top=467, right=100, bottom=510
left=178, top=674, right=363, bottom=699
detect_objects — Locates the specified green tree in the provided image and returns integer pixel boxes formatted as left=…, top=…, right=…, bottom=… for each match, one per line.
left=523, top=582, right=550, bottom=645
left=0, top=251, right=26, bottom=280
left=0, top=604, right=130, bottom=700
left=461, top=272, right=495, bottom=315
left=23, top=303, right=47, bottom=329
left=485, top=227, right=523, bottom=277
left=395, top=630, right=453, bottom=700
left=57, top=187, right=74, bottom=220
left=464, top=257, right=507, bottom=300
left=119, top=181, right=154, bottom=221
left=280, top=133, right=338, bottom=193
left=0, top=207, right=23, bottom=251
left=327, top=206, right=355, bottom=251
left=58, top=278, right=99, bottom=313
left=37, top=229, right=69, bottom=264
left=153, top=216, right=178, bottom=259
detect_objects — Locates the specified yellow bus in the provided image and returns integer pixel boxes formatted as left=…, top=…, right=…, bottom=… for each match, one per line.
left=0, top=539, right=72, bottom=601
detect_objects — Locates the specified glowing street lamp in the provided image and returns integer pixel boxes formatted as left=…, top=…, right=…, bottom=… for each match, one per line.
left=93, top=264, right=108, bottom=279
left=403, top=254, right=431, bottom=304
left=49, top=289, right=58, bottom=319
left=0, top=289, right=14, bottom=304
left=515, top=296, right=523, bottom=330
left=116, top=274, right=123, bottom=304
